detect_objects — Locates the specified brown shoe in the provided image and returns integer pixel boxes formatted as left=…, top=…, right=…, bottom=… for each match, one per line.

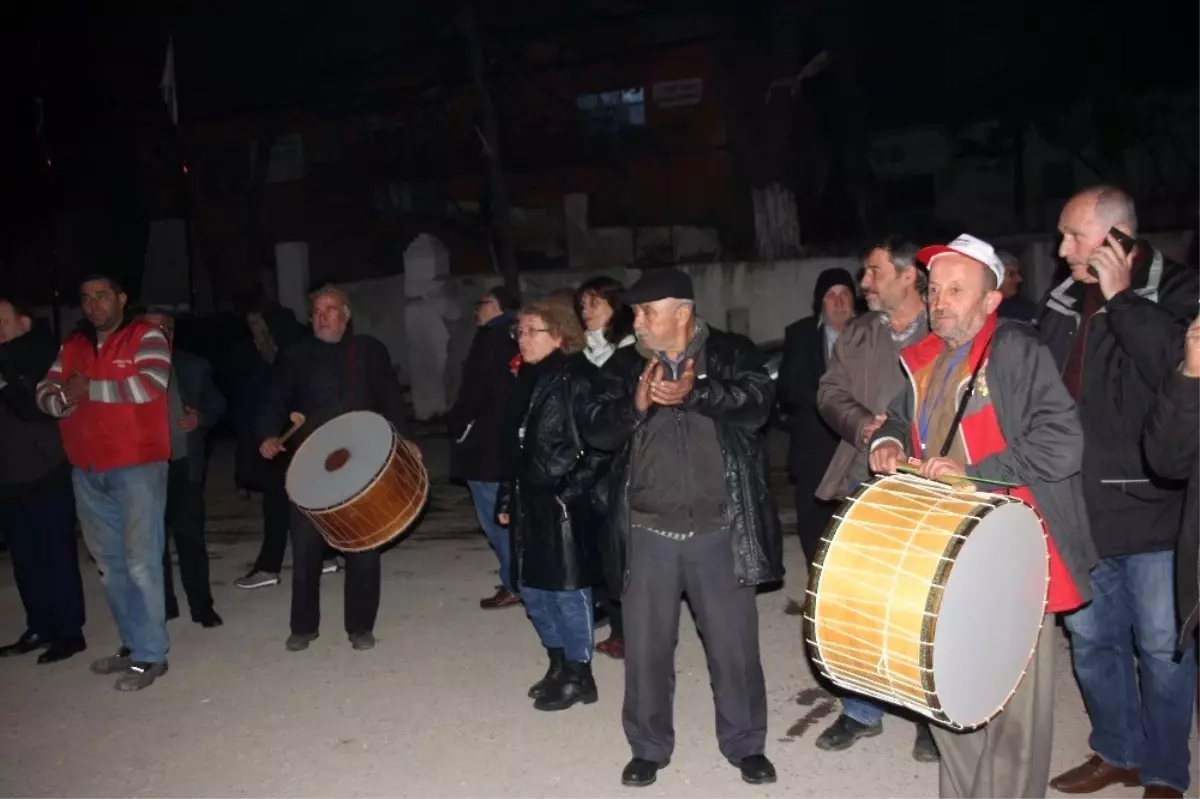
left=596, top=636, right=625, bottom=659
left=480, top=587, right=521, bottom=609
left=1050, top=755, right=1140, bottom=794
left=1143, top=786, right=1184, bottom=798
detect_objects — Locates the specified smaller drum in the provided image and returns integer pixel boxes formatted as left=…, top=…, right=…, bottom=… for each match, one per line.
left=286, top=411, right=428, bottom=552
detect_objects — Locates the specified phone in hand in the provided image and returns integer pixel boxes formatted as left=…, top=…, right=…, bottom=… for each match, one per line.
left=1088, top=227, right=1136, bottom=278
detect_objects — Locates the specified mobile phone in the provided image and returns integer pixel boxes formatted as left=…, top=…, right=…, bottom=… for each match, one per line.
left=1088, top=227, right=1137, bottom=278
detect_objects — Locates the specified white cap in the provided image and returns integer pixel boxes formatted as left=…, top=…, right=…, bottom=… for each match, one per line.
left=917, top=234, right=1005, bottom=287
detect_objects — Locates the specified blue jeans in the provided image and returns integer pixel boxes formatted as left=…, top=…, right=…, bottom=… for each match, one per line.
left=468, top=481, right=512, bottom=591
left=521, top=585, right=594, bottom=663
left=1063, top=552, right=1196, bottom=792
left=73, top=462, right=170, bottom=663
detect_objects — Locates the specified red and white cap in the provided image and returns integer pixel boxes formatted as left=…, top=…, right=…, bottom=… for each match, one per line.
left=917, top=234, right=1005, bottom=286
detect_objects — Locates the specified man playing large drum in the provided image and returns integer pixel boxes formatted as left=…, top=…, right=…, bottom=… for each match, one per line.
left=868, top=234, right=1099, bottom=798
left=257, top=285, right=418, bottom=653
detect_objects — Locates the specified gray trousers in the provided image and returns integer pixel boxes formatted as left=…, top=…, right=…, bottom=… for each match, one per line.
left=930, top=616, right=1056, bottom=798
left=622, top=528, right=768, bottom=764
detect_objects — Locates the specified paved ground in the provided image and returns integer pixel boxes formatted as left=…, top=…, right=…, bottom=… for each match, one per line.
left=0, top=431, right=1195, bottom=797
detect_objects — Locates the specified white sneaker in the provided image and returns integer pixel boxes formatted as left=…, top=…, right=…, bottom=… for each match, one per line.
left=322, top=560, right=341, bottom=575
left=235, top=570, right=281, bottom=589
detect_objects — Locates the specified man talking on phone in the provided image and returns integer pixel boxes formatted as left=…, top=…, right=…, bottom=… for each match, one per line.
left=1038, top=186, right=1199, bottom=798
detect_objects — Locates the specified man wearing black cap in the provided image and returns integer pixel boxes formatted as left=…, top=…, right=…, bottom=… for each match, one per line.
left=582, top=268, right=783, bottom=788
left=778, top=267, right=856, bottom=561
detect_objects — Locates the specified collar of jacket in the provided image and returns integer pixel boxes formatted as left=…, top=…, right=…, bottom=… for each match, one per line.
left=76, top=311, right=135, bottom=347
left=485, top=311, right=516, bottom=329
left=1046, top=242, right=1165, bottom=320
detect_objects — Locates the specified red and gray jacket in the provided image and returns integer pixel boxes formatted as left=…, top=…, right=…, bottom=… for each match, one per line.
left=36, top=317, right=172, bottom=472
left=872, top=313, right=1099, bottom=612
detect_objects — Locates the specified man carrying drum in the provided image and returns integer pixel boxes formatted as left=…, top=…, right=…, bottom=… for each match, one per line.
left=867, top=234, right=1099, bottom=798
left=257, top=284, right=418, bottom=653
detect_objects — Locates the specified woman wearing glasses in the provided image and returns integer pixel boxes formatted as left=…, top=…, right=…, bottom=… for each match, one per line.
left=497, top=297, right=606, bottom=712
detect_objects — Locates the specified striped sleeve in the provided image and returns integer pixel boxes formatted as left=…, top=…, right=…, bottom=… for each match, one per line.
left=87, top=327, right=173, bottom=405
left=35, top=349, right=72, bottom=418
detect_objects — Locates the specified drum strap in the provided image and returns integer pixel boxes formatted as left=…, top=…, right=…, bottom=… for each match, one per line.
left=938, top=335, right=993, bottom=458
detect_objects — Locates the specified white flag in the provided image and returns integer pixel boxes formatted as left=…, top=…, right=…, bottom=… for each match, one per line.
left=160, top=36, right=178, bottom=126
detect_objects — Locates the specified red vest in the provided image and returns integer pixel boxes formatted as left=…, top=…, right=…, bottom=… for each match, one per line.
left=57, top=320, right=170, bottom=473
left=899, top=314, right=1083, bottom=613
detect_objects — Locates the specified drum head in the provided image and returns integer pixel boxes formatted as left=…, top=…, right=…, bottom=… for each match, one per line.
left=932, top=500, right=1047, bottom=727
left=287, top=411, right=396, bottom=511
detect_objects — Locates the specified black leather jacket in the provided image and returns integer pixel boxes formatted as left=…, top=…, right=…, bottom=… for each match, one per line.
left=581, top=325, right=784, bottom=595
left=496, top=352, right=607, bottom=591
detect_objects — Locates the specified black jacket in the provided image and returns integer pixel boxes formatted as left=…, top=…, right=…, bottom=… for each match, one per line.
left=581, top=325, right=783, bottom=595
left=778, top=316, right=840, bottom=486
left=1144, top=367, right=1198, bottom=646
left=496, top=352, right=605, bottom=591
left=1038, top=245, right=1198, bottom=557
left=172, top=350, right=227, bottom=483
left=0, top=324, right=67, bottom=501
left=447, top=313, right=518, bottom=483
left=256, top=333, right=408, bottom=448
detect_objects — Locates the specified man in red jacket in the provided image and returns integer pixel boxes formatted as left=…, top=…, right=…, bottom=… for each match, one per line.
left=37, top=275, right=173, bottom=691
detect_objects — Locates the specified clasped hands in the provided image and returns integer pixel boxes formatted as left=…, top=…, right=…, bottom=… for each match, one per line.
left=634, top=358, right=696, bottom=413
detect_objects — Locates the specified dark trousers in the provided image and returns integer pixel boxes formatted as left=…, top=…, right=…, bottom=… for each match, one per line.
left=623, top=528, right=767, bottom=764
left=594, top=584, right=624, bottom=641
left=254, top=458, right=291, bottom=573
left=163, top=459, right=214, bottom=617
left=794, top=484, right=836, bottom=566
left=289, top=506, right=381, bottom=636
left=0, top=468, right=86, bottom=641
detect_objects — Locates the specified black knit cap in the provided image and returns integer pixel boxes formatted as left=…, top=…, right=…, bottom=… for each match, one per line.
left=812, top=267, right=856, bottom=316
left=622, top=268, right=694, bottom=305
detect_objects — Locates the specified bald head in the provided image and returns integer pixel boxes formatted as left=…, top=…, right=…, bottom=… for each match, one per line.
left=1058, top=186, right=1139, bottom=283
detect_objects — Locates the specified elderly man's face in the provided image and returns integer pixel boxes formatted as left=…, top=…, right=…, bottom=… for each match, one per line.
left=861, top=248, right=912, bottom=313
left=927, top=254, right=1002, bottom=349
left=312, top=294, right=350, bottom=343
left=1058, top=194, right=1115, bottom=283
left=632, top=299, right=689, bottom=352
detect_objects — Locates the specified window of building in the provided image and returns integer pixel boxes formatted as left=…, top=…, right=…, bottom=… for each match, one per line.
left=575, top=87, right=646, bottom=131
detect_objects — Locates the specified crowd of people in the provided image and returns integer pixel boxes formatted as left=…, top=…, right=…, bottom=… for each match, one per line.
left=0, top=183, right=1196, bottom=798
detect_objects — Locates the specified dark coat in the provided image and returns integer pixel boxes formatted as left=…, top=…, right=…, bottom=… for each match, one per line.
left=0, top=324, right=67, bottom=501
left=172, top=349, right=227, bottom=483
left=581, top=325, right=784, bottom=595
left=778, top=316, right=840, bottom=486
left=1143, top=367, right=1198, bottom=646
left=447, top=313, right=518, bottom=483
left=1037, top=245, right=1198, bottom=558
left=496, top=352, right=605, bottom=591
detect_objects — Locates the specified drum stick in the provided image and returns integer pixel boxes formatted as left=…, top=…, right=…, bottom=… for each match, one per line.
left=278, top=412, right=306, bottom=446
left=895, top=463, right=1020, bottom=489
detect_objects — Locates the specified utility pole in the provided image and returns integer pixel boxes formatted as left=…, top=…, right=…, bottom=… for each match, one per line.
left=461, top=2, right=519, bottom=297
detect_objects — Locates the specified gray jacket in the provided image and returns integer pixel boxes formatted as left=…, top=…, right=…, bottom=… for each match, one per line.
left=815, top=311, right=924, bottom=500
left=872, top=320, right=1098, bottom=603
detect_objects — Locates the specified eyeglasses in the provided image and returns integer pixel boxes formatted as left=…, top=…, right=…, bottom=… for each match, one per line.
left=511, top=326, right=550, bottom=340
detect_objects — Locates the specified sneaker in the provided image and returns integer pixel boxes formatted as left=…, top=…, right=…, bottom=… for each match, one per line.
left=115, top=661, right=168, bottom=691
left=815, top=713, right=883, bottom=751
left=349, top=632, right=375, bottom=651
left=235, top=570, right=280, bottom=589
left=286, top=632, right=319, bottom=652
left=91, top=646, right=133, bottom=675
left=322, top=559, right=342, bottom=574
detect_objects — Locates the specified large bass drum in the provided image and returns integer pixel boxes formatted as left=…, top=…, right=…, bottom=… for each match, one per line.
left=804, top=473, right=1048, bottom=730
left=286, top=411, right=428, bottom=552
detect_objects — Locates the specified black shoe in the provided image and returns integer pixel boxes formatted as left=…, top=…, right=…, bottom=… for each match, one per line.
left=621, top=758, right=667, bottom=788
left=534, top=661, right=598, bottom=711
left=0, top=630, right=49, bottom=657
left=912, top=723, right=939, bottom=763
left=286, top=632, right=319, bottom=652
left=735, top=754, right=777, bottom=785
left=815, top=713, right=883, bottom=751
left=192, top=608, right=224, bottom=628
left=37, top=635, right=86, bottom=665
left=349, top=632, right=375, bottom=651
left=527, top=647, right=565, bottom=699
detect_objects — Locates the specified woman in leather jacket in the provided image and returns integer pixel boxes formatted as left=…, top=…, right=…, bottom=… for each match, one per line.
left=496, top=298, right=606, bottom=712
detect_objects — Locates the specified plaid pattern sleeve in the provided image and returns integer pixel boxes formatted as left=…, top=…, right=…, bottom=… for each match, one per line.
left=86, top=327, right=172, bottom=404
left=35, top=348, right=73, bottom=418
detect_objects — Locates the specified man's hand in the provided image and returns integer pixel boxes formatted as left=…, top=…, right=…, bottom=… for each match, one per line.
left=1088, top=232, right=1135, bottom=300
left=62, top=371, right=89, bottom=406
left=869, top=441, right=904, bottom=475
left=260, top=437, right=285, bottom=460
left=860, top=414, right=888, bottom=445
left=650, top=358, right=696, bottom=407
left=634, top=359, right=658, bottom=413
left=497, top=513, right=510, bottom=526
left=1183, top=315, right=1200, bottom=378
left=178, top=407, right=200, bottom=433
left=919, top=456, right=967, bottom=482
